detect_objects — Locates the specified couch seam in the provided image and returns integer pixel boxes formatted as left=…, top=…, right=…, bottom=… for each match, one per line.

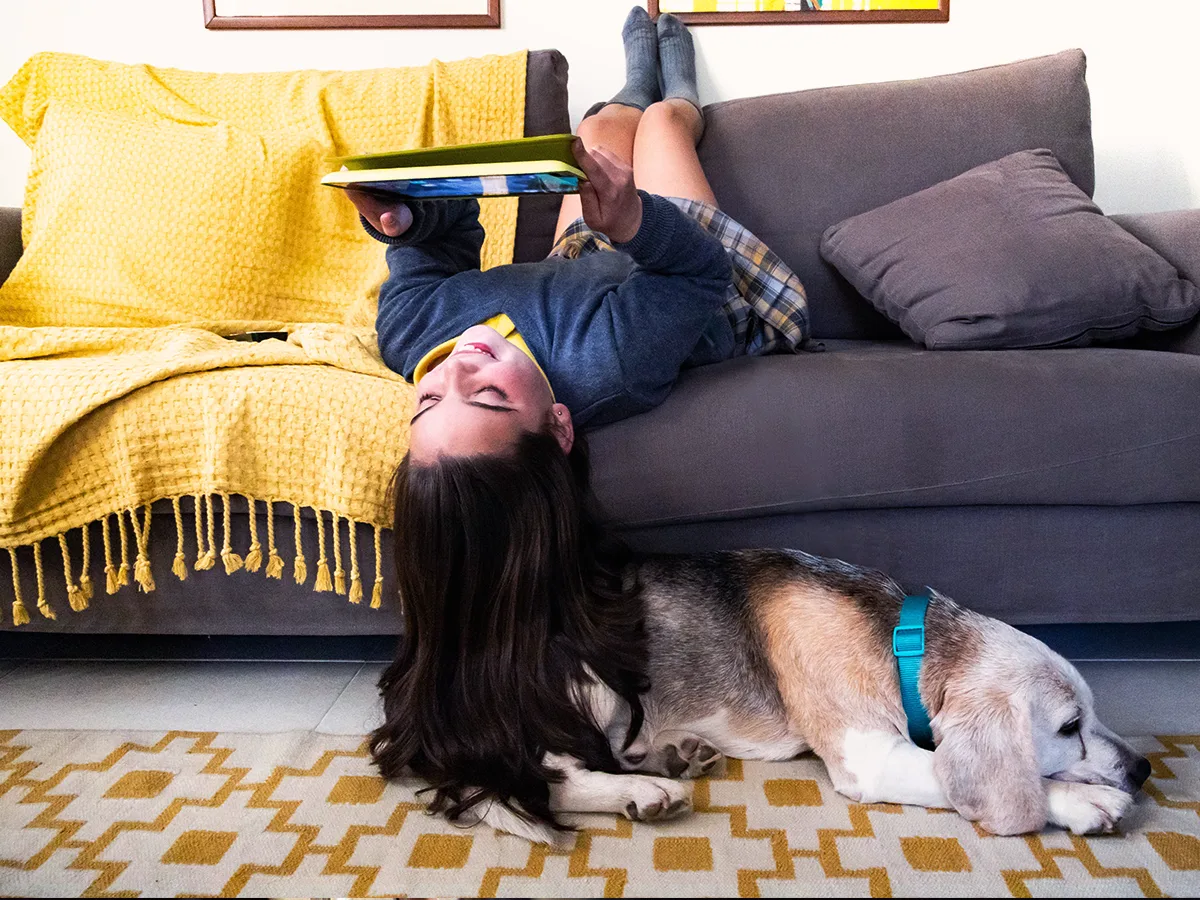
left=612, top=428, right=1200, bottom=528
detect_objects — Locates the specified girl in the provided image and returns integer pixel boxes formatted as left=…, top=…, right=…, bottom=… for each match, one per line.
left=357, top=8, right=809, bottom=833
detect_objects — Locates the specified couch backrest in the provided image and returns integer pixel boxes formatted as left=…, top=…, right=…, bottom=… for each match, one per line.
left=0, top=206, right=19, bottom=286
left=699, top=50, right=1094, bottom=340
left=514, top=49, right=571, bottom=263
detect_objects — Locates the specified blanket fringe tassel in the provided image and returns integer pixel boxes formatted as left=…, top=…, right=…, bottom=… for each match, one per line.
left=3, top=493, right=388, bottom=626
left=115, top=510, right=130, bottom=588
left=129, top=505, right=156, bottom=593
left=194, top=494, right=217, bottom=571
left=372, top=524, right=384, bottom=609
left=8, top=547, right=29, bottom=626
left=219, top=492, right=243, bottom=575
left=347, top=516, right=362, bottom=605
left=78, top=524, right=94, bottom=604
left=265, top=501, right=284, bottom=580
left=243, top=494, right=263, bottom=574
left=59, top=533, right=85, bottom=612
left=292, top=503, right=308, bottom=586
left=332, top=513, right=346, bottom=596
left=314, top=509, right=333, bottom=593
left=171, top=497, right=188, bottom=581
left=102, top=515, right=118, bottom=595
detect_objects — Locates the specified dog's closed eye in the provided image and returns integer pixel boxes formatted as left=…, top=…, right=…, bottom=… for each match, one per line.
left=1058, top=717, right=1081, bottom=737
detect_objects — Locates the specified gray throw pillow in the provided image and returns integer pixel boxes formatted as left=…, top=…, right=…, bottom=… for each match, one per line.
left=819, top=149, right=1200, bottom=349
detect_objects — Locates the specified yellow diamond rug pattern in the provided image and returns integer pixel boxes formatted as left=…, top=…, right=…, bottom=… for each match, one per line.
left=2, top=730, right=1199, bottom=897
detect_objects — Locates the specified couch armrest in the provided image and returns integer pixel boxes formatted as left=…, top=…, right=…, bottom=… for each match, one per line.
left=1111, top=209, right=1200, bottom=355
left=1111, top=209, right=1200, bottom=287
left=0, top=207, right=20, bottom=286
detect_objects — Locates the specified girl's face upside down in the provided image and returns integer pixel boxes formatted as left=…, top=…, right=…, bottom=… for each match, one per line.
left=408, top=324, right=574, bottom=462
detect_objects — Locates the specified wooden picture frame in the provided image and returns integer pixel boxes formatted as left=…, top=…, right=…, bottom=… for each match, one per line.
left=202, top=0, right=501, bottom=30
left=647, top=0, right=949, bottom=26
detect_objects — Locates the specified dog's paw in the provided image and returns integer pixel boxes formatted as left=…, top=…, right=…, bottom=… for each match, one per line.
left=464, top=798, right=576, bottom=847
left=620, top=776, right=693, bottom=822
left=659, top=734, right=725, bottom=779
left=628, top=731, right=724, bottom=779
left=1049, top=781, right=1134, bottom=834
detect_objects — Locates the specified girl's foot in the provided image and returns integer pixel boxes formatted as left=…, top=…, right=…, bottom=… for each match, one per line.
left=601, top=7, right=662, bottom=114
left=657, top=13, right=702, bottom=116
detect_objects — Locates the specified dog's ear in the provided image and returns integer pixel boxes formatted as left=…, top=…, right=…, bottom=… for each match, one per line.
left=932, top=683, right=1047, bottom=835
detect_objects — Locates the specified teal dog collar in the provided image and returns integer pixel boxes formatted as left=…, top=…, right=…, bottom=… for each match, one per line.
left=894, top=591, right=935, bottom=750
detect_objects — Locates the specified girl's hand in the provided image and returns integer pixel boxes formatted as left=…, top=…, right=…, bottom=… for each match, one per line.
left=573, top=138, right=643, bottom=244
left=344, top=189, right=414, bottom=237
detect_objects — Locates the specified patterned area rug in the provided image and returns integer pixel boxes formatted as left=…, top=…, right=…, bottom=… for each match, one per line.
left=2, top=729, right=1199, bottom=898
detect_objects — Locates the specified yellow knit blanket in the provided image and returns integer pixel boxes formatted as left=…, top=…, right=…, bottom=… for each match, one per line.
left=0, top=324, right=415, bottom=625
left=0, top=51, right=528, bottom=626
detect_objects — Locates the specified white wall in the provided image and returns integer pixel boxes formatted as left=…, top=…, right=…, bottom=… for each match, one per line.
left=2, top=0, right=1198, bottom=214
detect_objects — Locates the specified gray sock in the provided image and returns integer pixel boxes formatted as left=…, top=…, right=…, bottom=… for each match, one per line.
left=608, top=6, right=660, bottom=111
left=657, top=13, right=701, bottom=112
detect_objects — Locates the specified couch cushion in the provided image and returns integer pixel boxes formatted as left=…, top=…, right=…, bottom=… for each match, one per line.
left=588, top=342, right=1200, bottom=528
left=4, top=103, right=345, bottom=327
left=698, top=50, right=1094, bottom=341
left=819, top=149, right=1200, bottom=349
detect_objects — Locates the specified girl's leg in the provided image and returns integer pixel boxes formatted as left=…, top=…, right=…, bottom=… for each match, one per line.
left=555, top=6, right=659, bottom=244
left=631, top=14, right=716, bottom=207
left=555, top=104, right=642, bottom=242
left=632, top=99, right=716, bottom=207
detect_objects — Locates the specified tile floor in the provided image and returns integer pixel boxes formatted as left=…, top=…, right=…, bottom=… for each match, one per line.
left=0, top=655, right=1198, bottom=737
left=0, top=659, right=387, bottom=735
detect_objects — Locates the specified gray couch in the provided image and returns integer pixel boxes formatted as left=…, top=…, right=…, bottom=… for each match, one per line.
left=3, top=48, right=1199, bottom=633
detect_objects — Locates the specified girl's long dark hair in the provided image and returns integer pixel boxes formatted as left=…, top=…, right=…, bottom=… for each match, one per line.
left=369, top=428, right=648, bottom=830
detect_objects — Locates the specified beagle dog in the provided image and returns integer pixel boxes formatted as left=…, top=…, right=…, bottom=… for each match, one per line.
left=472, top=548, right=1150, bottom=845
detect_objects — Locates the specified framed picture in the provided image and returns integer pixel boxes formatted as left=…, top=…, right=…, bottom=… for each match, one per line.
left=647, top=0, right=949, bottom=26
left=202, top=0, right=501, bottom=30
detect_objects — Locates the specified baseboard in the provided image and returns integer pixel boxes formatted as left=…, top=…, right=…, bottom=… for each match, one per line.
left=0, top=632, right=399, bottom=662
left=2, top=622, right=1199, bottom=663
